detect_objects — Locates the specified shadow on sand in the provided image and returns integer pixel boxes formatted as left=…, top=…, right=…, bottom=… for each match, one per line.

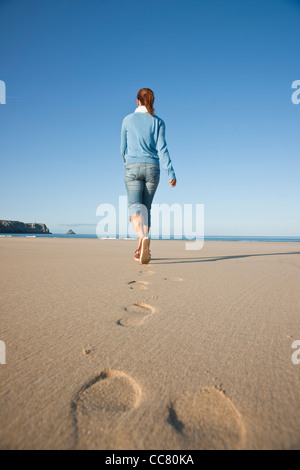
left=151, top=251, right=300, bottom=265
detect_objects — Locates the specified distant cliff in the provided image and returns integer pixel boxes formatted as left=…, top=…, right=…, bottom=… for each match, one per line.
left=0, top=220, right=51, bottom=234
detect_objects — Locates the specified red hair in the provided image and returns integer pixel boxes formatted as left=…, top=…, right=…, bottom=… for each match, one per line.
left=137, top=88, right=155, bottom=115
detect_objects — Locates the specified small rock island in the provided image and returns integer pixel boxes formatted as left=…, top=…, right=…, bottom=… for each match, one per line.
left=0, top=220, right=51, bottom=234
left=66, top=229, right=76, bottom=235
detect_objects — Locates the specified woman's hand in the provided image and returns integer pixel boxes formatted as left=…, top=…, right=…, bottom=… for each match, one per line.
left=169, top=179, right=176, bottom=188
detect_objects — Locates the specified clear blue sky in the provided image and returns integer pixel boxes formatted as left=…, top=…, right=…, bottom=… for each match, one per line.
left=1, top=0, right=299, bottom=235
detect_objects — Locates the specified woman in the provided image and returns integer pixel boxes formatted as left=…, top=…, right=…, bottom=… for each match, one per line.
left=121, top=88, right=176, bottom=264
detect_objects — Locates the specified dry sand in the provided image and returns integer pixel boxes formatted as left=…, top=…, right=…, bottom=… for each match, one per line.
left=0, top=237, right=300, bottom=450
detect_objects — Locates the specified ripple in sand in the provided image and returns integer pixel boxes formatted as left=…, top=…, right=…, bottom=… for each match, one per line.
left=167, top=387, right=246, bottom=450
left=117, top=302, right=154, bottom=327
left=71, top=369, right=142, bottom=449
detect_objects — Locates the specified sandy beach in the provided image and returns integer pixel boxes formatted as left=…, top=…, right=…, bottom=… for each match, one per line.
left=0, top=237, right=300, bottom=450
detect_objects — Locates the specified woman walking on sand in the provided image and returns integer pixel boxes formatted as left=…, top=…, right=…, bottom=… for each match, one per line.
left=121, top=88, right=176, bottom=264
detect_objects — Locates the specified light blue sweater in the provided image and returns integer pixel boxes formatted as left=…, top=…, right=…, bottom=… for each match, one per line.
left=120, top=111, right=176, bottom=180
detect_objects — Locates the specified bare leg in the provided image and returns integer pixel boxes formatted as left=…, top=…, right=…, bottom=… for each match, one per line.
left=130, top=214, right=146, bottom=246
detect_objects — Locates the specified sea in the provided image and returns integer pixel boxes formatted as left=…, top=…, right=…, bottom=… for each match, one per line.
left=0, top=234, right=299, bottom=242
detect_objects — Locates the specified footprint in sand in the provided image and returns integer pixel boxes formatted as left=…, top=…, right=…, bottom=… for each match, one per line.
left=167, top=387, right=246, bottom=450
left=71, top=369, right=142, bottom=450
left=82, top=346, right=94, bottom=356
left=117, top=302, right=154, bottom=327
left=163, top=277, right=183, bottom=282
left=139, top=269, right=155, bottom=276
left=128, top=280, right=149, bottom=290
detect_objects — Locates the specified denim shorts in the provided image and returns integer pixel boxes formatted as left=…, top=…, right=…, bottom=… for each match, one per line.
left=124, top=162, right=160, bottom=227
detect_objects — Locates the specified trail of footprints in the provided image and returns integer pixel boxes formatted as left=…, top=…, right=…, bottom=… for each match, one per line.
left=117, top=269, right=183, bottom=327
left=117, top=268, right=156, bottom=327
left=74, top=266, right=246, bottom=449
left=71, top=370, right=245, bottom=450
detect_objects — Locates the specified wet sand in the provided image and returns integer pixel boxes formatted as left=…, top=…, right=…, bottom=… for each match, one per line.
left=0, top=237, right=300, bottom=450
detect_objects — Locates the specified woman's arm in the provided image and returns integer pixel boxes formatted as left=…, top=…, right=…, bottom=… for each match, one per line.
left=120, top=119, right=127, bottom=162
left=157, top=120, right=176, bottom=183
